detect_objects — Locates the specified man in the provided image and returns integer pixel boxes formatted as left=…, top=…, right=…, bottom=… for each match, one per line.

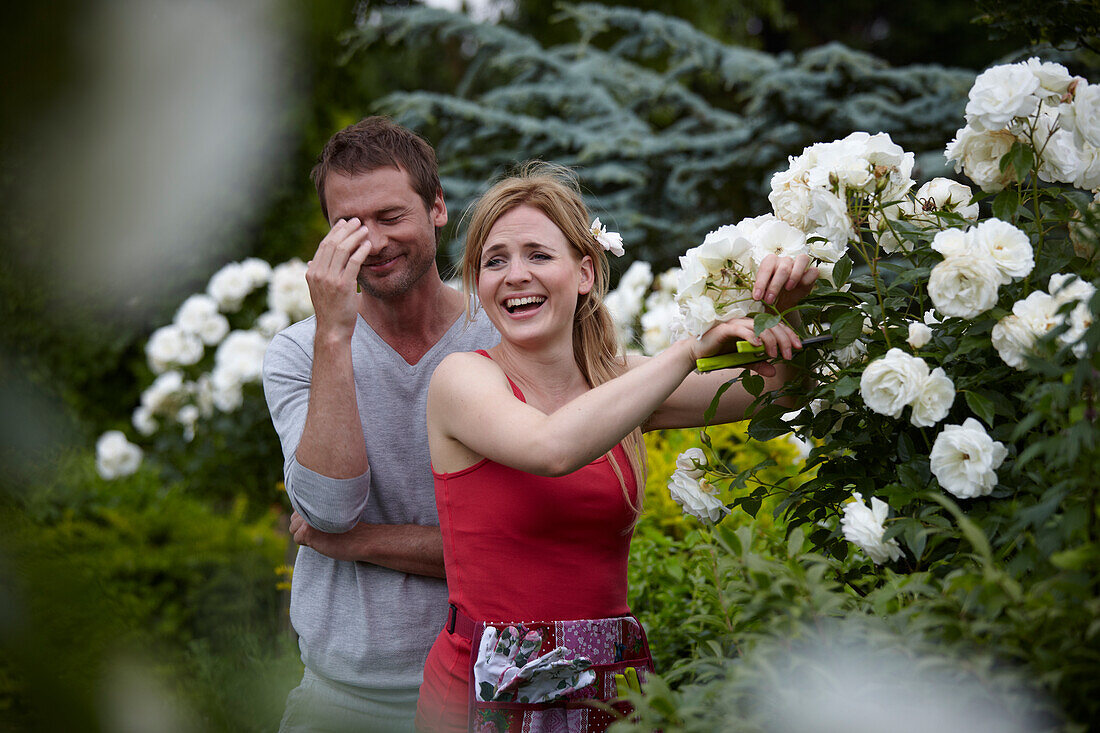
left=262, top=117, right=498, bottom=733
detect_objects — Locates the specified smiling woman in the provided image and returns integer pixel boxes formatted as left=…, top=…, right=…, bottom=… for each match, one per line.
left=414, top=163, right=817, bottom=732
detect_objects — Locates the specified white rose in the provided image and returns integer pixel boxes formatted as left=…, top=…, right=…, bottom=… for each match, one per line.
left=841, top=492, right=902, bottom=565
left=974, top=218, right=1034, bottom=281
left=213, top=330, right=269, bottom=385
left=864, top=133, right=915, bottom=200
left=945, top=126, right=1018, bottom=193
left=1034, top=120, right=1082, bottom=186
left=145, top=324, right=204, bottom=373
left=915, top=178, right=978, bottom=221
left=678, top=294, right=720, bottom=338
left=197, top=313, right=230, bottom=345
left=177, top=404, right=200, bottom=442
left=743, top=215, right=810, bottom=266
left=928, top=257, right=1003, bottom=319
left=805, top=189, right=854, bottom=260
left=830, top=338, right=868, bottom=369
left=991, top=314, right=1035, bottom=369
left=674, top=448, right=708, bottom=477
left=1024, top=57, right=1075, bottom=100
left=256, top=309, right=291, bottom=339
left=1072, top=142, right=1100, bottom=192
left=1068, top=82, right=1100, bottom=148
left=604, top=289, right=638, bottom=343
left=241, top=257, right=273, bottom=288
left=1048, top=272, right=1096, bottom=307
left=590, top=217, right=625, bottom=257
left=606, top=261, right=653, bottom=332
left=654, top=267, right=680, bottom=296
left=132, top=406, right=157, bottom=437
left=268, top=259, right=313, bottom=322
left=907, top=322, right=933, bottom=350
left=769, top=168, right=813, bottom=232
left=859, top=348, right=929, bottom=418
left=668, top=468, right=728, bottom=524
left=1049, top=273, right=1096, bottom=357
left=929, top=228, right=974, bottom=259
left=95, top=430, right=143, bottom=480
left=140, top=370, right=186, bottom=415
left=965, top=63, right=1041, bottom=131
left=872, top=201, right=917, bottom=254
left=930, top=418, right=1008, bottom=499
left=192, top=374, right=216, bottom=417
left=207, top=262, right=253, bottom=312
left=910, top=367, right=955, bottom=428
left=817, top=146, right=874, bottom=194
left=174, top=294, right=220, bottom=334
left=176, top=294, right=230, bottom=346
left=618, top=261, right=654, bottom=301
left=210, top=367, right=244, bottom=412
left=1013, top=290, right=1059, bottom=337
left=695, top=224, right=754, bottom=273
left=140, top=372, right=185, bottom=411
left=640, top=298, right=679, bottom=356
left=674, top=255, right=710, bottom=301
left=923, top=309, right=941, bottom=326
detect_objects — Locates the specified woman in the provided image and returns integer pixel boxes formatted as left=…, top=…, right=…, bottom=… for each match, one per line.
left=416, top=164, right=815, bottom=732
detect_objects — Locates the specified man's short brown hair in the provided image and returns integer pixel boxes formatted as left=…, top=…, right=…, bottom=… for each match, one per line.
left=311, top=116, right=441, bottom=222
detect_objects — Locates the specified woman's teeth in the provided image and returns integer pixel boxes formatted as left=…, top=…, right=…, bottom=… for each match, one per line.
left=505, top=296, right=546, bottom=313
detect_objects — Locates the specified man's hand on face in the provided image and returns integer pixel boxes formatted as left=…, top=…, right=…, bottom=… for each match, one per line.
left=306, top=218, right=374, bottom=339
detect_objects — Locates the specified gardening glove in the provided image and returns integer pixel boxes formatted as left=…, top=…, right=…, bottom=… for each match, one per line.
left=495, top=646, right=596, bottom=704
left=474, top=626, right=543, bottom=702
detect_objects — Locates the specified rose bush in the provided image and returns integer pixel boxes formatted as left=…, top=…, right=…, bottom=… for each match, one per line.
left=94, top=257, right=312, bottom=503
left=611, top=55, right=1099, bottom=730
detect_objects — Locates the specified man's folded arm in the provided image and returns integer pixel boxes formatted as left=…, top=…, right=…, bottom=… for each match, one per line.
left=263, top=332, right=371, bottom=533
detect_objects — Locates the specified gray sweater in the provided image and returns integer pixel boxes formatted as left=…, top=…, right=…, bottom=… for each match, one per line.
left=262, top=308, right=498, bottom=701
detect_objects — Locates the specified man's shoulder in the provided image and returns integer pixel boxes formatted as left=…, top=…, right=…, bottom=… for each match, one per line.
left=263, top=317, right=318, bottom=372
left=270, top=316, right=319, bottom=349
left=450, top=307, right=500, bottom=351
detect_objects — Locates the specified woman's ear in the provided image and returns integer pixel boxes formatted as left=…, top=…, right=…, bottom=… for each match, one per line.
left=577, top=255, right=595, bottom=295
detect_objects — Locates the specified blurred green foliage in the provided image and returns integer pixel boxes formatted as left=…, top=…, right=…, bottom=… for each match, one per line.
left=0, top=450, right=294, bottom=732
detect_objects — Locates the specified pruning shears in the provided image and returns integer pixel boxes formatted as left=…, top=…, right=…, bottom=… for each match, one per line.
left=695, top=334, right=834, bottom=373
left=614, top=666, right=642, bottom=697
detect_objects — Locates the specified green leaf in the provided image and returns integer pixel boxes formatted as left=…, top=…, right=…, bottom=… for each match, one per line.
left=702, top=381, right=734, bottom=426
left=739, top=496, right=762, bottom=517
left=753, top=312, right=781, bottom=335
left=991, top=188, right=1020, bottom=221
left=897, top=432, right=916, bottom=462
left=831, top=257, right=852, bottom=288
left=832, top=375, right=859, bottom=398
left=741, top=373, right=765, bottom=397
left=1010, top=142, right=1035, bottom=179
left=830, top=309, right=865, bottom=349
left=963, top=390, right=996, bottom=427
left=747, top=417, right=791, bottom=441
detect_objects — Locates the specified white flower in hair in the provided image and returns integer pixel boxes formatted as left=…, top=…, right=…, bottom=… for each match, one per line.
left=590, top=218, right=624, bottom=257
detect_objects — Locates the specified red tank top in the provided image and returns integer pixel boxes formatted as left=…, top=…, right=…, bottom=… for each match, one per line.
left=416, top=350, right=639, bottom=731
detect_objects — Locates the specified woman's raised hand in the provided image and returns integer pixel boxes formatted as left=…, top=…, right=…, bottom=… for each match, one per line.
left=752, top=253, right=818, bottom=315
left=690, top=317, right=803, bottom=364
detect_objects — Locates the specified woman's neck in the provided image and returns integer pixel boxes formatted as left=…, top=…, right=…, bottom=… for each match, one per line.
left=490, top=335, right=589, bottom=413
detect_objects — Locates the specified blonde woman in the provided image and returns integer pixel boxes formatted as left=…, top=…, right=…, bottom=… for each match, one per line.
left=416, top=164, right=815, bottom=732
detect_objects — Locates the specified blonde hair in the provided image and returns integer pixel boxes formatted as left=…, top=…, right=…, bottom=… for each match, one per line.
left=462, top=162, right=646, bottom=517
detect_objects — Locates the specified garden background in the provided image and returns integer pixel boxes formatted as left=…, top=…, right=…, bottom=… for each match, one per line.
left=2, top=1, right=1098, bottom=731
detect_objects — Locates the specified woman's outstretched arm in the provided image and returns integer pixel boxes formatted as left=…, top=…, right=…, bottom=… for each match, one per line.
left=428, top=317, right=781, bottom=477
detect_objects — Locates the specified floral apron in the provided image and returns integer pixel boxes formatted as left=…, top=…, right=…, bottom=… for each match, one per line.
left=447, top=605, right=653, bottom=732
